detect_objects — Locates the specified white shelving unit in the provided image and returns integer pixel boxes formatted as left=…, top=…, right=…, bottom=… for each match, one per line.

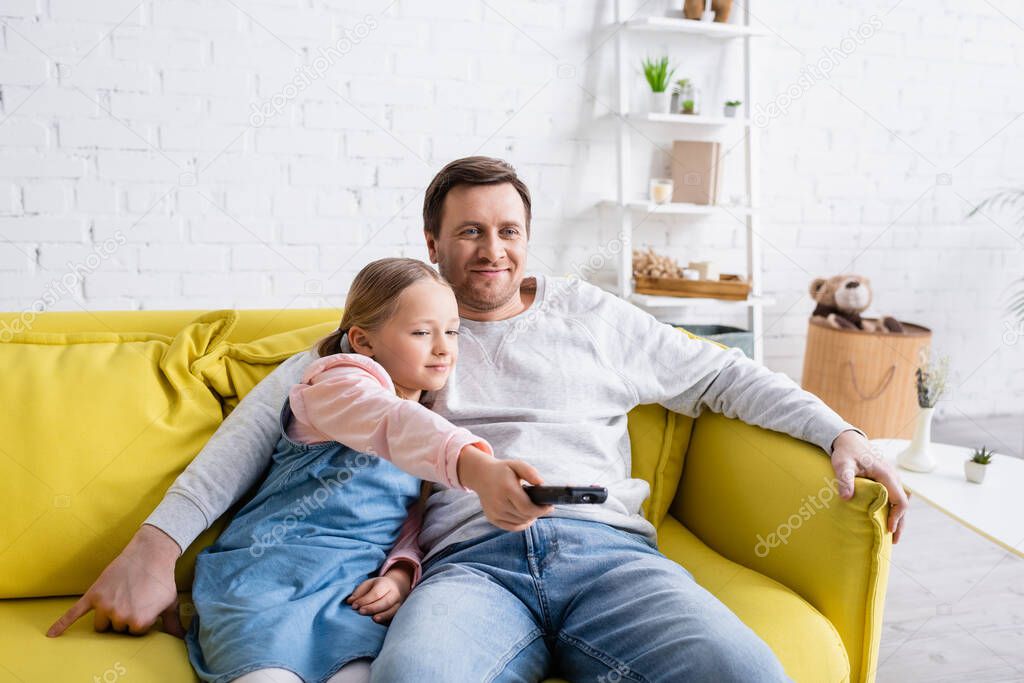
left=623, top=15, right=768, bottom=38
left=608, top=2, right=770, bottom=362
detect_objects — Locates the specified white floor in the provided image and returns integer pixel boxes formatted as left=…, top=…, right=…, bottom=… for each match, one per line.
left=878, top=415, right=1024, bottom=682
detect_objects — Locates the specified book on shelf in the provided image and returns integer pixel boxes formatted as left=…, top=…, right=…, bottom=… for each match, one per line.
left=670, top=140, right=723, bottom=205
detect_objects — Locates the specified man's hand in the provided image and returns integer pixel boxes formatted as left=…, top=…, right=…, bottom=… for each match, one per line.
left=830, top=429, right=910, bottom=543
left=47, top=524, right=184, bottom=638
left=346, top=563, right=414, bottom=624
left=457, top=445, right=554, bottom=532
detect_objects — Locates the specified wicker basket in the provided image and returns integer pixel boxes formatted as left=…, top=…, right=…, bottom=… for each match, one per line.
left=801, top=318, right=932, bottom=439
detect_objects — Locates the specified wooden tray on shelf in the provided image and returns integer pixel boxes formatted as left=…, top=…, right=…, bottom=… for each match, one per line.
left=634, top=274, right=752, bottom=300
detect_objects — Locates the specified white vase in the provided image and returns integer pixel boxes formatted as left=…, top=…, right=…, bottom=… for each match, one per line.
left=964, top=460, right=988, bottom=484
left=649, top=91, right=671, bottom=114
left=897, top=407, right=937, bottom=472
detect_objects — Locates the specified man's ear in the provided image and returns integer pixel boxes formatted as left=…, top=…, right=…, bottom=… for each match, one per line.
left=423, top=230, right=438, bottom=264
left=348, top=327, right=373, bottom=357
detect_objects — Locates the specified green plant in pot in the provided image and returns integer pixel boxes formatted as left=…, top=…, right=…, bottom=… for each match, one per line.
left=964, top=445, right=993, bottom=484
left=724, top=99, right=742, bottom=117
left=676, top=78, right=698, bottom=115
left=642, top=56, right=676, bottom=114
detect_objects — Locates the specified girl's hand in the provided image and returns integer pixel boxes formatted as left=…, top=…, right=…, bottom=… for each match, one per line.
left=346, top=563, right=414, bottom=624
left=457, top=447, right=555, bottom=532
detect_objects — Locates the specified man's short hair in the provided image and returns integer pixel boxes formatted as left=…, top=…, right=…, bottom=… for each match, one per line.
left=422, top=156, right=532, bottom=239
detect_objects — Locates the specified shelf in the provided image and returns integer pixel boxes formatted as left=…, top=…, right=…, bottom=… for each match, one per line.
left=623, top=16, right=767, bottom=38
left=611, top=6, right=765, bottom=361
left=602, top=200, right=755, bottom=216
left=625, top=112, right=750, bottom=127
left=630, top=293, right=776, bottom=309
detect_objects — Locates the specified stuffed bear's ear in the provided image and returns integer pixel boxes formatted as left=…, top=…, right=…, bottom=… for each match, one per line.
left=809, top=277, right=827, bottom=299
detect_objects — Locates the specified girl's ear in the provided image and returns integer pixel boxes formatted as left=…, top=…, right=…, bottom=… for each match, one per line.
left=348, top=327, right=374, bottom=357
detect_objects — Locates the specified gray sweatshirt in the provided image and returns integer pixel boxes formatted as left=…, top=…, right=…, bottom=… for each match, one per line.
left=146, top=274, right=860, bottom=562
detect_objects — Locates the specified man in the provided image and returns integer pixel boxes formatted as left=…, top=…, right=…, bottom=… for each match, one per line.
left=51, top=157, right=908, bottom=682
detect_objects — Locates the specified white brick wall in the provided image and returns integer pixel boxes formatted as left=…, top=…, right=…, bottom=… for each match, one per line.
left=0, top=0, right=1021, bottom=418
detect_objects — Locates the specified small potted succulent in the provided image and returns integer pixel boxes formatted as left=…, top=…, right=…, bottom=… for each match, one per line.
left=724, top=99, right=742, bottom=117
left=642, top=56, right=676, bottom=114
left=964, top=446, right=993, bottom=484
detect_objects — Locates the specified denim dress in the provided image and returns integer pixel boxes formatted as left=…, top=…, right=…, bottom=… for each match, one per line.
left=185, top=398, right=422, bottom=683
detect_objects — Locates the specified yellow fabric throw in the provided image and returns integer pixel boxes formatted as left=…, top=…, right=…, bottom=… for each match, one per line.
left=0, top=311, right=236, bottom=598
left=197, top=320, right=338, bottom=412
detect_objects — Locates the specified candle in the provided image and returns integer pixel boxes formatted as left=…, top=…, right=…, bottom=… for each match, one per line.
left=650, top=178, right=673, bottom=204
left=688, top=260, right=719, bottom=280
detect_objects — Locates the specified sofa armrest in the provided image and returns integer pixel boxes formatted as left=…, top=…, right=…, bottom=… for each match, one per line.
left=669, top=411, right=891, bottom=683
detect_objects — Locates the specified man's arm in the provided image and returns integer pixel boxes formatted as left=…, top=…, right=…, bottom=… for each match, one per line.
left=48, top=348, right=315, bottom=637
left=583, top=282, right=907, bottom=541
left=586, top=286, right=860, bottom=454
left=144, top=348, right=316, bottom=552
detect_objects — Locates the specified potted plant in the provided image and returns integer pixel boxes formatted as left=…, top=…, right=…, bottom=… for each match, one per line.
left=724, top=100, right=742, bottom=117
left=896, top=350, right=950, bottom=472
left=642, top=56, right=676, bottom=114
left=676, top=78, right=699, bottom=115
left=964, top=446, right=993, bottom=483
left=675, top=78, right=700, bottom=114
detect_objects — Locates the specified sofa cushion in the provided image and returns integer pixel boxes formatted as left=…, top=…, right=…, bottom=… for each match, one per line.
left=627, top=403, right=693, bottom=526
left=0, top=309, right=341, bottom=344
left=0, top=596, right=198, bottom=681
left=658, top=514, right=850, bottom=682
left=0, top=596, right=563, bottom=682
left=0, top=516, right=847, bottom=682
left=0, top=311, right=236, bottom=598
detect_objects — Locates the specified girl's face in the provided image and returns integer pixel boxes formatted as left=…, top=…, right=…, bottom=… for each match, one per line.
left=349, top=280, right=461, bottom=401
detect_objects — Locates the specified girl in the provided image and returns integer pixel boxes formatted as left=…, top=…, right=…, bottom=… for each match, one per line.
left=186, top=258, right=524, bottom=683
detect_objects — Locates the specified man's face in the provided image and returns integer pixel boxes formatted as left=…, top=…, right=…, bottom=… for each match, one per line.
left=425, top=182, right=528, bottom=315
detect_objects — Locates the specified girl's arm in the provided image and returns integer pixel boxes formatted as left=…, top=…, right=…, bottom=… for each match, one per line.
left=347, top=500, right=424, bottom=623
left=288, top=353, right=493, bottom=490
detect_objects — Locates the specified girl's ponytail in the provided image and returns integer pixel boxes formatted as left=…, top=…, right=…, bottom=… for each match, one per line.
left=315, top=326, right=348, bottom=357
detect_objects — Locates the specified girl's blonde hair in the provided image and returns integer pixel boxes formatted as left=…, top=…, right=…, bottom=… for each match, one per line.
left=316, top=257, right=451, bottom=358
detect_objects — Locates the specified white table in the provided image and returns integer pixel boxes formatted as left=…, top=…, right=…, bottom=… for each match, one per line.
left=872, top=439, right=1024, bottom=559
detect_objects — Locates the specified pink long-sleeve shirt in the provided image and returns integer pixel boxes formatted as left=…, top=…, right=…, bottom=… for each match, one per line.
left=284, top=352, right=492, bottom=587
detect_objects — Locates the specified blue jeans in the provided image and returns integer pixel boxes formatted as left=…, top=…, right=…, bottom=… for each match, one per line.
left=370, top=517, right=790, bottom=682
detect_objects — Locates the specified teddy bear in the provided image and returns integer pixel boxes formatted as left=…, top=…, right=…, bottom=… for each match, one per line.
left=809, top=274, right=905, bottom=334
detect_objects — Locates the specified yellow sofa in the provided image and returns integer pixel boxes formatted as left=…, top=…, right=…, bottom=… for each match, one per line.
left=0, top=309, right=891, bottom=683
